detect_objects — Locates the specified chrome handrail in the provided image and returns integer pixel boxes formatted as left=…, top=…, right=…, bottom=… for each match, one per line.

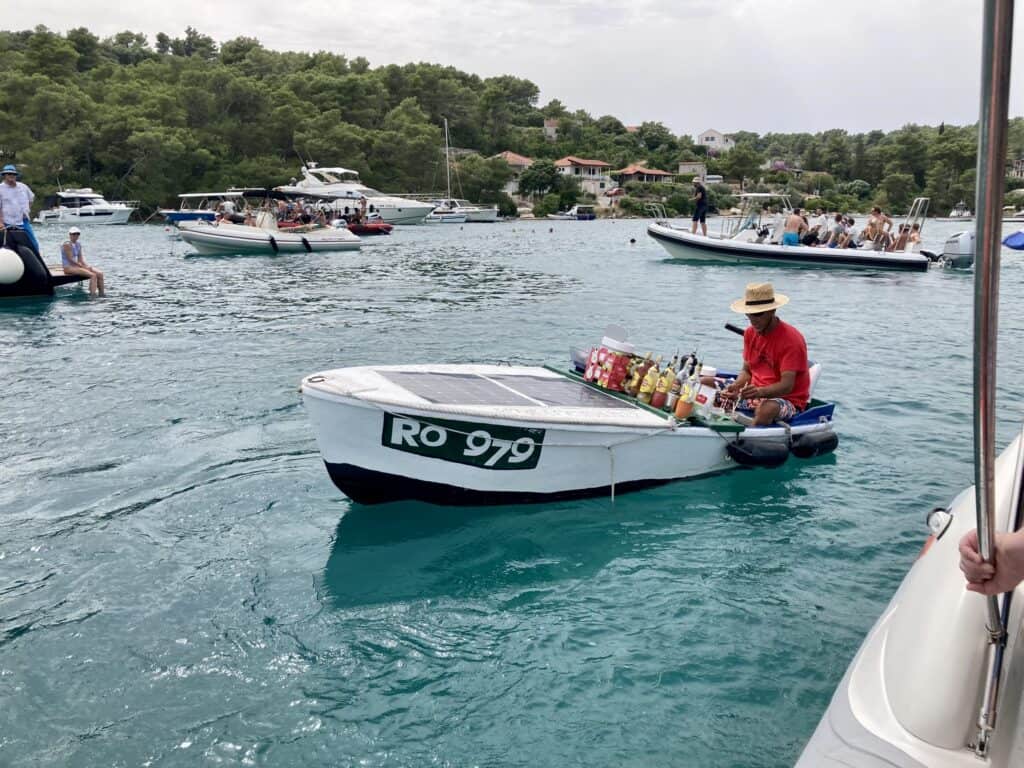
left=971, top=0, right=1015, bottom=757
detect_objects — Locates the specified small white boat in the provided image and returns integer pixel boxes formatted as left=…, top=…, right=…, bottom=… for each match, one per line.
left=936, top=200, right=975, bottom=221
left=177, top=215, right=360, bottom=255
left=34, top=188, right=138, bottom=225
left=547, top=204, right=596, bottom=220
left=431, top=197, right=499, bottom=223
left=648, top=195, right=935, bottom=272
left=159, top=191, right=245, bottom=223
left=300, top=363, right=836, bottom=506
left=424, top=207, right=468, bottom=224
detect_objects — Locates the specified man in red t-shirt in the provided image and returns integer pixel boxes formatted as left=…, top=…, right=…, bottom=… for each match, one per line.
left=721, top=282, right=810, bottom=426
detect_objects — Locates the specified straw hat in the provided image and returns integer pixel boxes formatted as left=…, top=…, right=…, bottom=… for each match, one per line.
left=730, top=282, right=789, bottom=313
left=692, top=176, right=703, bottom=185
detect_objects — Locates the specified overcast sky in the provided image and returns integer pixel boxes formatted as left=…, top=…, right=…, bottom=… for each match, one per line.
left=10, top=1, right=1024, bottom=137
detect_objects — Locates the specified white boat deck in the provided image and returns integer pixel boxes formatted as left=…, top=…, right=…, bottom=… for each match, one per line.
left=302, top=364, right=673, bottom=429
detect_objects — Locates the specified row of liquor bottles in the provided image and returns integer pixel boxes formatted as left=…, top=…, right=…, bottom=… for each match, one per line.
left=584, top=347, right=722, bottom=419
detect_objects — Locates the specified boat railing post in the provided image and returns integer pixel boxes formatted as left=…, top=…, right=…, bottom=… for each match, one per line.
left=971, top=0, right=1015, bottom=757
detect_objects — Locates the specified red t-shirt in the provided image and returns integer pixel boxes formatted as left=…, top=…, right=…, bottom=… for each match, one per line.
left=743, top=319, right=810, bottom=410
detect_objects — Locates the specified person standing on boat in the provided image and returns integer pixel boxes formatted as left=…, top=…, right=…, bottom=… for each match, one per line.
left=781, top=208, right=806, bottom=246
left=0, top=163, right=35, bottom=234
left=60, top=227, right=105, bottom=296
left=960, top=529, right=1024, bottom=595
left=690, top=177, right=708, bottom=236
left=720, top=283, right=810, bottom=426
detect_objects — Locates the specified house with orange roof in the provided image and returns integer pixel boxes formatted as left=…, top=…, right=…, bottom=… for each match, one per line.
left=613, top=164, right=675, bottom=184
left=554, top=156, right=613, bottom=197
left=493, top=151, right=534, bottom=196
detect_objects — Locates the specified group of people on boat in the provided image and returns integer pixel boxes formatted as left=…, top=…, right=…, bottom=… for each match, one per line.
left=207, top=194, right=375, bottom=231
left=774, top=206, right=920, bottom=252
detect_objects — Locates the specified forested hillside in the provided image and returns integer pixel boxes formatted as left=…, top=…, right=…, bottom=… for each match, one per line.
left=1, top=26, right=1022, bottom=215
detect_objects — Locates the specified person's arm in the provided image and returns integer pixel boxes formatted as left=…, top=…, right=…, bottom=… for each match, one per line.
left=61, top=242, right=71, bottom=262
left=741, top=370, right=795, bottom=399
left=959, top=528, right=1024, bottom=595
left=724, top=362, right=751, bottom=395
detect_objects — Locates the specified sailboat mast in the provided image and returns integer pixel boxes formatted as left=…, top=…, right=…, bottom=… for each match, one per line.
left=444, top=118, right=453, bottom=201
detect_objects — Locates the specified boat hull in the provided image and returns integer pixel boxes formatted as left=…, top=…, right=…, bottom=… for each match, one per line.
left=161, top=210, right=216, bottom=223
left=35, top=207, right=134, bottom=225
left=797, top=432, right=1024, bottom=767
left=178, top=221, right=360, bottom=255
left=647, top=223, right=930, bottom=271
left=464, top=208, right=499, bottom=223
left=301, top=364, right=837, bottom=506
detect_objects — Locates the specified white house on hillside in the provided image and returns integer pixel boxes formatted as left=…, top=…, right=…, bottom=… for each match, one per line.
left=678, top=161, right=707, bottom=180
left=543, top=119, right=559, bottom=141
left=696, top=129, right=735, bottom=153
left=494, top=150, right=534, bottom=196
left=554, top=156, right=612, bottom=196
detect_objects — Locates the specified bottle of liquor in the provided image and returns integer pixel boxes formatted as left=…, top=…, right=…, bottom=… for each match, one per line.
left=637, top=355, right=662, bottom=404
left=674, top=355, right=700, bottom=419
left=623, top=352, right=651, bottom=397
left=651, top=358, right=676, bottom=409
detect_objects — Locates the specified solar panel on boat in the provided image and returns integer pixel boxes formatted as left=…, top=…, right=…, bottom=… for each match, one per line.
left=488, top=375, right=634, bottom=408
left=380, top=371, right=635, bottom=409
left=381, top=372, right=535, bottom=406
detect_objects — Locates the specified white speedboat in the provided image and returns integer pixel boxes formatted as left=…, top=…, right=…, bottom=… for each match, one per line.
left=300, top=363, right=836, bottom=506
left=34, top=188, right=138, bottom=225
left=647, top=195, right=935, bottom=272
left=424, top=207, right=468, bottom=224
left=177, top=215, right=360, bottom=255
left=798, top=7, right=1021, bottom=764
left=432, top=197, right=499, bottom=223
left=547, top=204, right=596, bottom=220
left=159, top=191, right=245, bottom=223
left=936, top=200, right=975, bottom=221
left=274, top=164, right=433, bottom=225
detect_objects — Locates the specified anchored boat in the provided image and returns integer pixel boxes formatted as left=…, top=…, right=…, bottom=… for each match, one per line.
left=177, top=214, right=360, bottom=255
left=300, top=362, right=836, bottom=506
left=648, top=195, right=938, bottom=271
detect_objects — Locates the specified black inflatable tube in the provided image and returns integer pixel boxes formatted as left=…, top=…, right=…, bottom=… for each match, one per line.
left=268, top=235, right=279, bottom=254
left=790, top=431, right=839, bottom=459
left=726, top=438, right=790, bottom=468
left=301, top=236, right=312, bottom=253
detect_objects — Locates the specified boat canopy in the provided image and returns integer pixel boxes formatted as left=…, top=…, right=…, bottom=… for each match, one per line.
left=177, top=191, right=246, bottom=199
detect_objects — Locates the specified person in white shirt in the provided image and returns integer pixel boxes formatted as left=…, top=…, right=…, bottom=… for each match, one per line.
left=0, top=163, right=34, bottom=231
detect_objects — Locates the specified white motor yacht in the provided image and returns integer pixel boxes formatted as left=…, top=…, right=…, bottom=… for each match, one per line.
left=431, top=198, right=499, bottom=223
left=274, top=164, right=433, bottom=225
left=34, top=188, right=138, bottom=225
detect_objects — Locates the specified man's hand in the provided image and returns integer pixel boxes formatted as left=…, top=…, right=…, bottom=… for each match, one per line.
left=740, top=384, right=762, bottom=399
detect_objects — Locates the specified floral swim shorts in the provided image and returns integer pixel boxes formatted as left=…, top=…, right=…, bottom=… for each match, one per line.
left=737, top=397, right=800, bottom=422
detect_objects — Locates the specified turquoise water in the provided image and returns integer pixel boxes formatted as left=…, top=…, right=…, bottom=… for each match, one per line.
left=3, top=218, right=1024, bottom=767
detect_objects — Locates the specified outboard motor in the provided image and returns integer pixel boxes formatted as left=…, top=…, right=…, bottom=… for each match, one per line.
left=921, top=230, right=974, bottom=269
